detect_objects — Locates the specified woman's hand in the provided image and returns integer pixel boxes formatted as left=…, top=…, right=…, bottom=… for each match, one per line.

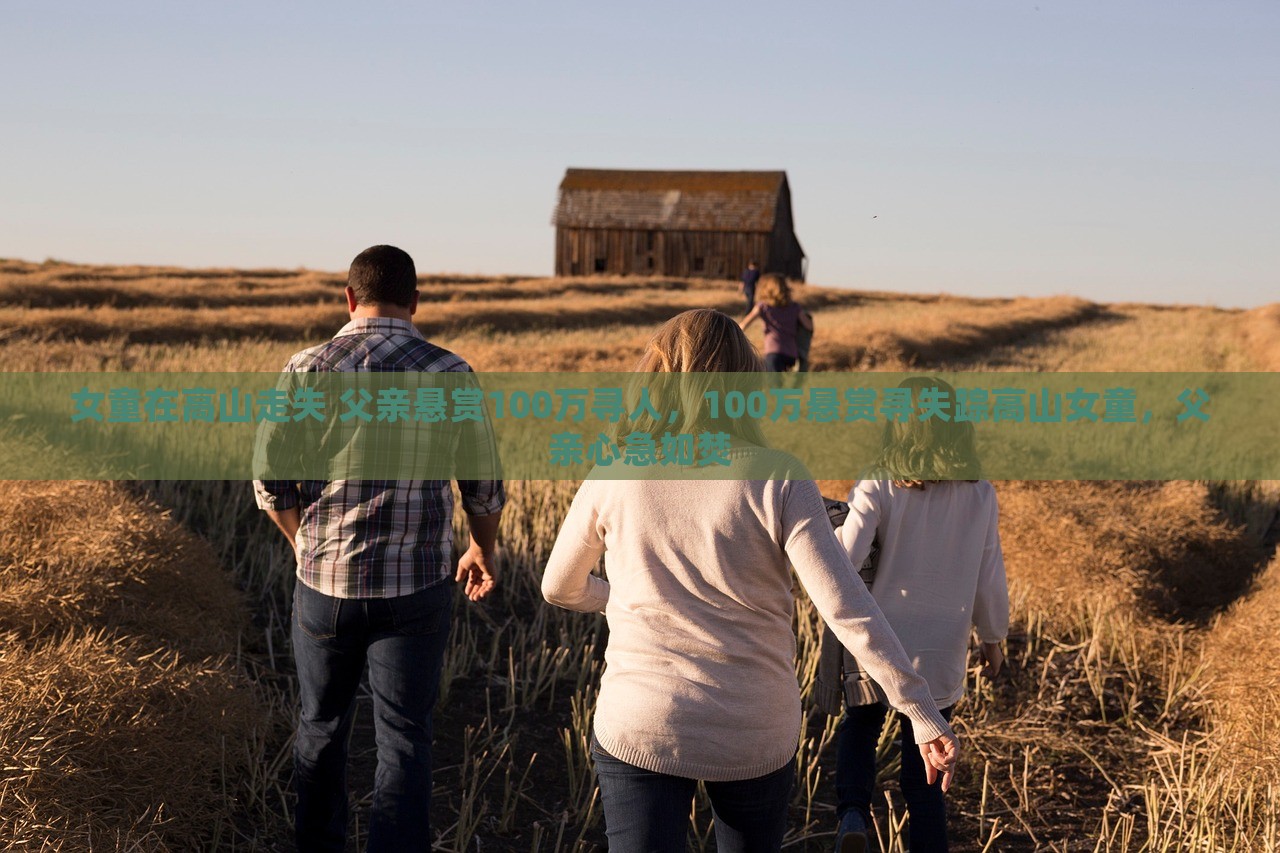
left=918, top=734, right=959, bottom=792
left=980, top=641, right=1005, bottom=680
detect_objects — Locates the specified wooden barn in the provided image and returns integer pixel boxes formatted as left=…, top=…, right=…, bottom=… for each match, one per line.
left=551, top=169, right=806, bottom=280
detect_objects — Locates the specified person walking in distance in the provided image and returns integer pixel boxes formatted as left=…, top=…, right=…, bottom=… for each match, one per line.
left=739, top=273, right=813, bottom=372
left=739, top=260, right=761, bottom=314
left=253, top=244, right=505, bottom=852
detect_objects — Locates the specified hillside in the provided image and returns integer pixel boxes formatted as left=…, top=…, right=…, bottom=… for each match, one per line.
left=0, top=258, right=1277, bottom=851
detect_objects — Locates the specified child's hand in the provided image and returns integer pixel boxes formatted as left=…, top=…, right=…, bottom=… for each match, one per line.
left=980, top=641, right=1005, bottom=680
left=919, top=734, right=959, bottom=792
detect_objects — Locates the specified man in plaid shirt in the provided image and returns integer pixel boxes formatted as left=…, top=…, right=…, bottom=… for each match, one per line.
left=253, top=245, right=505, bottom=852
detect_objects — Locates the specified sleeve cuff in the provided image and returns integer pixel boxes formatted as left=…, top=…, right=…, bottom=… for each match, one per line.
left=253, top=481, right=299, bottom=511
left=905, top=707, right=957, bottom=746
left=460, top=483, right=506, bottom=517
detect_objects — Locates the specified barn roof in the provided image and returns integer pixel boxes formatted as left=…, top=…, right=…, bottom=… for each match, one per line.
left=553, top=169, right=788, bottom=233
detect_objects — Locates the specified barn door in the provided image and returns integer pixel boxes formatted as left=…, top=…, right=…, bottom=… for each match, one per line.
left=593, top=231, right=608, bottom=274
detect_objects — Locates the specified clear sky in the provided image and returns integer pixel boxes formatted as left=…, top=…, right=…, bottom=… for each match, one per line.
left=2, top=1, right=1276, bottom=307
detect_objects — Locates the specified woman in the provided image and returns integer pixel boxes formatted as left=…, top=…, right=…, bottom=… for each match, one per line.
left=541, top=310, right=958, bottom=853
left=740, top=273, right=813, bottom=371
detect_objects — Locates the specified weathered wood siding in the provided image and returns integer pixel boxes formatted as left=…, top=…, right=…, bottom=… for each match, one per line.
left=552, top=169, right=806, bottom=280
left=769, top=182, right=805, bottom=280
left=556, top=228, right=775, bottom=279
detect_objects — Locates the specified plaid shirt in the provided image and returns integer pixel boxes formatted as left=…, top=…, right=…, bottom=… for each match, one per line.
left=252, top=317, right=505, bottom=598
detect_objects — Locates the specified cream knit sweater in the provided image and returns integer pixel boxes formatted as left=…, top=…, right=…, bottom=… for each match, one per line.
left=839, top=479, right=1009, bottom=709
left=542, top=450, right=955, bottom=782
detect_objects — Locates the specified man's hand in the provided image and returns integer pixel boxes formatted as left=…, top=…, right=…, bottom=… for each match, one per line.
left=457, top=510, right=501, bottom=601
left=980, top=641, right=1005, bottom=680
left=455, top=543, right=497, bottom=601
left=918, top=733, right=959, bottom=792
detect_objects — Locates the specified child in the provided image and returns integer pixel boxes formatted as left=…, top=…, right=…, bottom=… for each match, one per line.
left=826, top=376, right=1009, bottom=853
left=739, top=273, right=813, bottom=372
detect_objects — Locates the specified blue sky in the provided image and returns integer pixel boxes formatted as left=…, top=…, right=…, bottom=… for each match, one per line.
left=2, top=1, right=1276, bottom=307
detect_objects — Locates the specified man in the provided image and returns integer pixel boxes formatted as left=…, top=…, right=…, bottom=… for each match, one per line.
left=739, top=260, right=761, bottom=314
left=252, top=244, right=504, bottom=852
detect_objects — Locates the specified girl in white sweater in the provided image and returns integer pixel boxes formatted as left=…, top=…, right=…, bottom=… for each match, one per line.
left=832, top=376, right=1009, bottom=853
left=542, top=311, right=959, bottom=853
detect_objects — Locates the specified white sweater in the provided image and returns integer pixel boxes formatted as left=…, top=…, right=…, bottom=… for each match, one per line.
left=541, top=450, right=955, bottom=782
left=839, top=480, right=1009, bottom=709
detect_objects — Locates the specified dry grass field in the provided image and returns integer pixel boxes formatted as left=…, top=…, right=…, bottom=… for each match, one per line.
left=1, top=257, right=1278, bottom=851
left=0, top=481, right=284, bottom=847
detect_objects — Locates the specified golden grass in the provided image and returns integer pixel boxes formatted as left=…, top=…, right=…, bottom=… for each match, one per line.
left=438, top=287, right=1090, bottom=375
left=2, top=258, right=1278, bottom=849
left=0, top=281, right=786, bottom=344
left=1203, top=551, right=1280, bottom=783
left=996, top=481, right=1261, bottom=625
left=0, top=336, right=297, bottom=372
left=798, top=296, right=1098, bottom=370
left=936, top=304, right=1261, bottom=372
left=0, top=261, right=867, bottom=345
left=823, top=294, right=1280, bottom=846
left=0, top=260, right=1100, bottom=374
left=1199, top=481, right=1280, bottom=789
left=0, top=481, right=281, bottom=848
left=813, top=479, right=1257, bottom=628
left=1242, top=303, right=1280, bottom=372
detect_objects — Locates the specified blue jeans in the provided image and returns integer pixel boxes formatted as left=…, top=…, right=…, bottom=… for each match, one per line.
left=291, top=580, right=453, bottom=853
left=591, top=738, right=794, bottom=853
left=764, top=352, right=796, bottom=372
left=835, top=703, right=954, bottom=852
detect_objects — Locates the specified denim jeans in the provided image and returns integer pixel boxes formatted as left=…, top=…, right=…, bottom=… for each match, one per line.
left=591, top=739, right=795, bottom=853
left=763, top=352, right=797, bottom=372
left=291, top=580, right=453, bottom=853
left=835, top=702, right=955, bottom=853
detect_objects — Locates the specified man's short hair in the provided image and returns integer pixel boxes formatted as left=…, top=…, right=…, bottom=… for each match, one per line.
left=349, top=245, right=417, bottom=307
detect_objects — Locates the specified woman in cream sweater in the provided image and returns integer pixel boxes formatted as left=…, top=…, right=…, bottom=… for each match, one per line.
left=542, top=309, right=957, bottom=853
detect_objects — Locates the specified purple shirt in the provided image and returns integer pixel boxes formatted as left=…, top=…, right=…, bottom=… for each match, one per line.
left=759, top=302, right=801, bottom=358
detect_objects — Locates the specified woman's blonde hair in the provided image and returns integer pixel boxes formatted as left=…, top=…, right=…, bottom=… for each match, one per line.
left=636, top=308, right=762, bottom=373
left=625, top=309, right=765, bottom=447
left=873, top=376, right=981, bottom=488
left=755, top=273, right=792, bottom=307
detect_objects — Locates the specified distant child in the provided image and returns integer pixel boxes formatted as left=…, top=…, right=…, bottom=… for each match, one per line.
left=823, top=376, right=1009, bottom=853
left=740, top=273, right=813, bottom=372
left=739, top=260, right=761, bottom=313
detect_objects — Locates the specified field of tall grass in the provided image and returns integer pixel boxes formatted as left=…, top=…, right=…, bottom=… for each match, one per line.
left=1, top=258, right=1277, bottom=851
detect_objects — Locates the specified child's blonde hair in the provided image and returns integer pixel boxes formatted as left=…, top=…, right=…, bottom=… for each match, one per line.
left=874, top=377, right=981, bottom=488
left=755, top=273, right=792, bottom=308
